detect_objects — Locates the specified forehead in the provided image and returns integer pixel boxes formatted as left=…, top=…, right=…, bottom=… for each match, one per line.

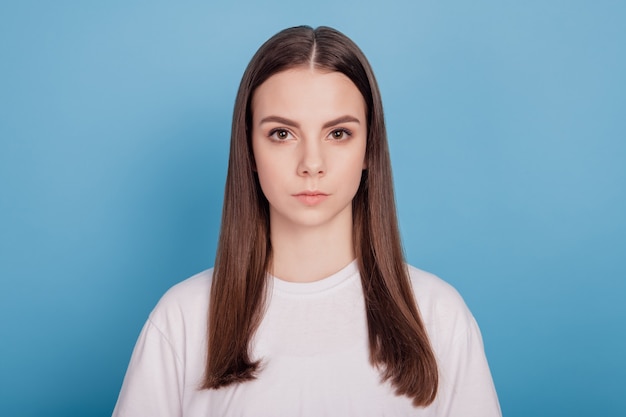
left=251, top=67, right=366, bottom=122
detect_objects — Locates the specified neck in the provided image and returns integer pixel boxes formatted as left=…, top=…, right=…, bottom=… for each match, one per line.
left=269, top=212, right=355, bottom=283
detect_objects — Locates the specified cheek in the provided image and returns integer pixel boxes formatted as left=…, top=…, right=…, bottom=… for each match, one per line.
left=252, top=140, right=272, bottom=177
left=342, top=145, right=367, bottom=174
left=255, top=149, right=281, bottom=177
left=255, top=157, right=285, bottom=198
left=337, top=151, right=366, bottom=192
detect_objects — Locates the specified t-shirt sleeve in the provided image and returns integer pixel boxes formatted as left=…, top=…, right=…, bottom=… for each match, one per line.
left=409, top=266, right=501, bottom=417
left=111, top=318, right=184, bottom=417
left=435, top=314, right=502, bottom=417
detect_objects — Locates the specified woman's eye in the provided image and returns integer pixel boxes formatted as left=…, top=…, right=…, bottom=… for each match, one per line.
left=270, top=129, right=291, bottom=141
left=329, top=129, right=350, bottom=140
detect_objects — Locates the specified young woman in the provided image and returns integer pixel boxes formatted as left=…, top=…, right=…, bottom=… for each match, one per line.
left=112, top=26, right=501, bottom=416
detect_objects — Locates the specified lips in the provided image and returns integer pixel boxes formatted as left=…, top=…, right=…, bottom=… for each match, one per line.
left=294, top=191, right=329, bottom=206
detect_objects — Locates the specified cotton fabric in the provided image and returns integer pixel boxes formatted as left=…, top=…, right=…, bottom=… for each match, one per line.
left=112, top=261, right=501, bottom=416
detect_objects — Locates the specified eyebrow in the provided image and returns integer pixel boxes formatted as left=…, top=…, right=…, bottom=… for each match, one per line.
left=259, top=115, right=361, bottom=129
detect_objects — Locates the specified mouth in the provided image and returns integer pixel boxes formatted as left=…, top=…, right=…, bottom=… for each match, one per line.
left=293, top=191, right=329, bottom=206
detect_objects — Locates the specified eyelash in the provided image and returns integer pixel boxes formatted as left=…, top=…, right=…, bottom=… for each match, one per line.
left=267, top=128, right=353, bottom=142
left=268, top=128, right=293, bottom=141
left=329, top=128, right=352, bottom=141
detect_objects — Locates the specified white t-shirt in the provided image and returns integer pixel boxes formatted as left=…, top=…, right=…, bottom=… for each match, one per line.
left=112, top=261, right=501, bottom=416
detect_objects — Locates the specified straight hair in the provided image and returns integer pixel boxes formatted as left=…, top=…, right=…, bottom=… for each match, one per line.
left=203, top=25, right=438, bottom=406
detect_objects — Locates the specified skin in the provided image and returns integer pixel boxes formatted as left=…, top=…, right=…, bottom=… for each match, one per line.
left=251, top=67, right=367, bottom=283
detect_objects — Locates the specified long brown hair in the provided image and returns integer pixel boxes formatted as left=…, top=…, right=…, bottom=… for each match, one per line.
left=204, top=25, right=438, bottom=406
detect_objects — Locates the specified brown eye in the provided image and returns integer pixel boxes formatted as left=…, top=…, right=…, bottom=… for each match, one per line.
left=329, top=129, right=351, bottom=140
left=269, top=129, right=292, bottom=141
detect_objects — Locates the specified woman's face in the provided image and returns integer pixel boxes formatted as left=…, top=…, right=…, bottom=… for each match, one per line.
left=251, top=67, right=367, bottom=232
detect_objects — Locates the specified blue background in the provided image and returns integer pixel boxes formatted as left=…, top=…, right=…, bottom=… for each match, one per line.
left=1, top=1, right=624, bottom=416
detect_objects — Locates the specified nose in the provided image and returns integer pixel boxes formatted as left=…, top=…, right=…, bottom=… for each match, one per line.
left=297, top=138, right=325, bottom=177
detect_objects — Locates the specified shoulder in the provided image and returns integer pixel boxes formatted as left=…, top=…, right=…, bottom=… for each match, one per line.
left=405, top=264, right=476, bottom=346
left=406, top=264, right=468, bottom=316
left=156, top=268, right=214, bottom=307
left=406, top=265, right=502, bottom=415
left=147, top=268, right=214, bottom=334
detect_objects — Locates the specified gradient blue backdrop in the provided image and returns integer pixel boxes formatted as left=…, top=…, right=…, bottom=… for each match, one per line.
left=1, top=1, right=624, bottom=416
